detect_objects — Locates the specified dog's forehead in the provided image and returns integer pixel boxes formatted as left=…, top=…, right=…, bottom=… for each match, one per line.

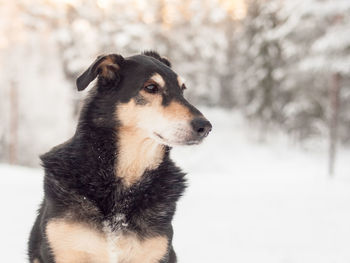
left=126, top=55, right=178, bottom=82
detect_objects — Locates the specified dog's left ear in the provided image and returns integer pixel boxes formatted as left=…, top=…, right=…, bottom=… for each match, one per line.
left=76, top=54, right=124, bottom=91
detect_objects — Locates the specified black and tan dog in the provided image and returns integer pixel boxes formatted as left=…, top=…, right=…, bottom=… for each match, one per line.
left=28, top=51, right=212, bottom=263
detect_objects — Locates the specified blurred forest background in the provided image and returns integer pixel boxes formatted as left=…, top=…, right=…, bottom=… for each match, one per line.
left=0, top=0, right=349, bottom=169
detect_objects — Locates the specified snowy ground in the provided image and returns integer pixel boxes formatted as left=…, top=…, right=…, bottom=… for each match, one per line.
left=1, top=108, right=350, bottom=263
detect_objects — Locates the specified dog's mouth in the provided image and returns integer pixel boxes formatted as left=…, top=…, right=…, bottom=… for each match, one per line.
left=153, top=132, right=203, bottom=146
left=154, top=132, right=164, bottom=140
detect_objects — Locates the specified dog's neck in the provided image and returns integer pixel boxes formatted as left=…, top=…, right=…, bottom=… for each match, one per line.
left=115, top=126, right=165, bottom=187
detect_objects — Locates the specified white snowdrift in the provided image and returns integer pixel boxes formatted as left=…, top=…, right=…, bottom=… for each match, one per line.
left=0, top=109, right=349, bottom=263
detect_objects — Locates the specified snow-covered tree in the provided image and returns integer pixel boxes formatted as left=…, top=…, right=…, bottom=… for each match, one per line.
left=2, top=0, right=350, bottom=168
left=0, top=0, right=74, bottom=166
left=234, top=0, right=286, bottom=132
left=274, top=0, right=350, bottom=174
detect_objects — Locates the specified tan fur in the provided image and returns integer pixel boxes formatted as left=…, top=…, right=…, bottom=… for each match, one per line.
left=46, top=220, right=108, bottom=263
left=163, top=100, right=192, bottom=120
left=46, top=219, right=168, bottom=263
left=150, top=73, right=165, bottom=87
left=117, top=233, right=168, bottom=263
left=99, top=56, right=120, bottom=78
left=33, top=259, right=40, bottom=263
left=177, top=75, right=185, bottom=87
left=115, top=85, right=194, bottom=185
left=118, top=91, right=192, bottom=127
left=116, top=126, right=165, bottom=186
left=115, top=93, right=165, bottom=186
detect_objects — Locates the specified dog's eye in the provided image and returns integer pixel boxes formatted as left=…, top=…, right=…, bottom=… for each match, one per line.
left=144, top=84, right=159, bottom=94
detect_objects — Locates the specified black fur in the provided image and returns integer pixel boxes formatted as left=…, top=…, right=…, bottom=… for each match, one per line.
left=28, top=51, right=209, bottom=263
left=142, top=50, right=172, bottom=68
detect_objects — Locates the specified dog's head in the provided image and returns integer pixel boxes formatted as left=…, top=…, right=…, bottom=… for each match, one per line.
left=77, top=51, right=212, bottom=146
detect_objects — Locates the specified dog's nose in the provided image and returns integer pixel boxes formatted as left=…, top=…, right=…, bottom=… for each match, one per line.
left=191, top=117, right=212, bottom=137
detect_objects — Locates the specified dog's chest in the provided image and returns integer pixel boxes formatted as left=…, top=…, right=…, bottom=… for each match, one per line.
left=46, top=218, right=168, bottom=263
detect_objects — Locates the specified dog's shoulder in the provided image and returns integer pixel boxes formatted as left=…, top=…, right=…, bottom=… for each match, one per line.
left=40, top=136, right=186, bottom=229
left=40, top=135, right=105, bottom=215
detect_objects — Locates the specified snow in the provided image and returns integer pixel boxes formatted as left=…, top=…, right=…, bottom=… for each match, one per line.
left=1, top=108, right=350, bottom=263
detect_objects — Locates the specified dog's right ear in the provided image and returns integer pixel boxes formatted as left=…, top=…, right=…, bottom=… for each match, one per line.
left=76, top=54, right=124, bottom=91
left=142, top=50, right=171, bottom=67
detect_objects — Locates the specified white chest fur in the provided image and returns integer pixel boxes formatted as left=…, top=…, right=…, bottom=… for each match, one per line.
left=46, top=219, right=168, bottom=263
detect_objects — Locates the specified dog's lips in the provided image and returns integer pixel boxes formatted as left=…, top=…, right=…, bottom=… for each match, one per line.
left=184, top=140, right=201, bottom=145
left=153, top=132, right=203, bottom=146
left=154, top=132, right=163, bottom=139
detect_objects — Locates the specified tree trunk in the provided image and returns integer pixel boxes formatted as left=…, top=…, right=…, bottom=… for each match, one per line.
left=328, top=72, right=341, bottom=176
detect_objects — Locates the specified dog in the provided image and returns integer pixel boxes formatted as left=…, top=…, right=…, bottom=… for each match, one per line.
left=28, top=51, right=212, bottom=263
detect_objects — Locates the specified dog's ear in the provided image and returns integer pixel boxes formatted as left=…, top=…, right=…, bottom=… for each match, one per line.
left=142, top=50, right=171, bottom=68
left=76, top=54, right=124, bottom=91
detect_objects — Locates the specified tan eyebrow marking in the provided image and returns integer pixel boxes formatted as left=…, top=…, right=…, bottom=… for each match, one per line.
left=177, top=75, right=185, bottom=87
left=150, top=73, right=165, bottom=88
